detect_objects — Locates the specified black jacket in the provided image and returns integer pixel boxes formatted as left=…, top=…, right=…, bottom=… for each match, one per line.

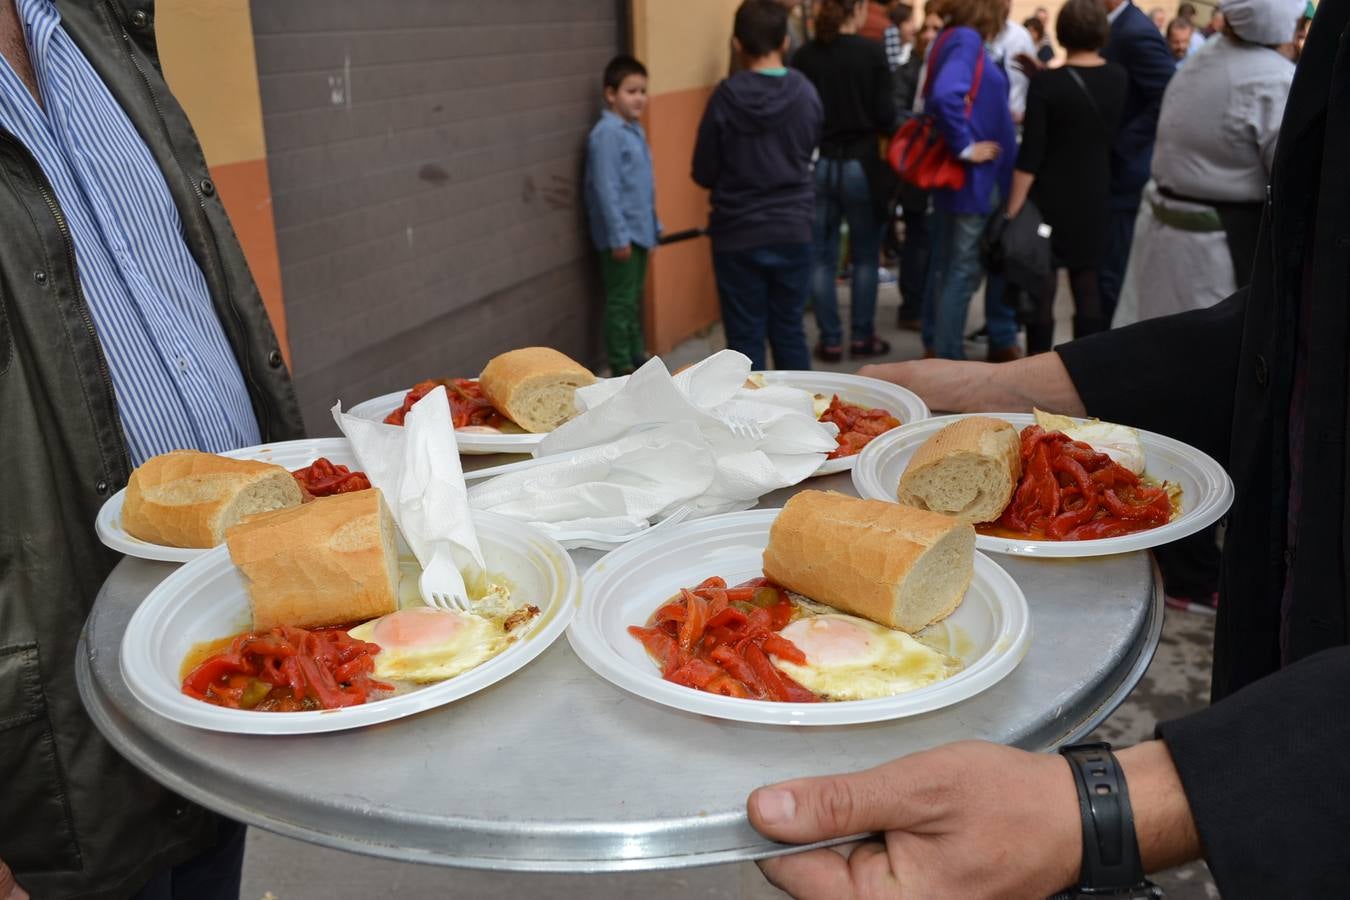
left=1101, top=1, right=1174, bottom=209
left=691, top=69, right=822, bottom=252
left=0, top=2, right=304, bottom=897
left=1057, top=0, right=1350, bottom=891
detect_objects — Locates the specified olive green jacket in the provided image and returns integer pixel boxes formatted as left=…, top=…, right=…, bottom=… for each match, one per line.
left=0, top=2, right=303, bottom=896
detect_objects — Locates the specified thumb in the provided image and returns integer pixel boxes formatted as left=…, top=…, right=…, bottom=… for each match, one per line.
left=747, top=758, right=931, bottom=844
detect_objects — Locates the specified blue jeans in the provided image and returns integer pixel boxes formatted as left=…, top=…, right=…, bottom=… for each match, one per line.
left=811, top=158, right=883, bottom=346
left=923, top=200, right=1017, bottom=359
left=713, top=242, right=812, bottom=370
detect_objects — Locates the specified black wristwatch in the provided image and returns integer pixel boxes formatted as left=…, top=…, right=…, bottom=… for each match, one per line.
left=1046, top=742, right=1164, bottom=900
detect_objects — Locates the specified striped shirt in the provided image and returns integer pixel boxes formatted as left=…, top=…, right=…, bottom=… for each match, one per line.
left=0, top=0, right=259, bottom=466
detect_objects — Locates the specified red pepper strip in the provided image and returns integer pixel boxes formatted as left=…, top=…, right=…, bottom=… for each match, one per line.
left=702, top=588, right=729, bottom=623
left=667, top=658, right=726, bottom=690
left=733, top=576, right=771, bottom=590
left=743, top=607, right=772, bottom=639
left=761, top=633, right=807, bottom=666
left=705, top=606, right=749, bottom=630
left=739, top=647, right=799, bottom=701
left=767, top=597, right=794, bottom=631
left=1047, top=502, right=1099, bottom=539
left=777, top=674, right=820, bottom=703
left=694, top=575, right=728, bottom=591
left=653, top=601, right=687, bottom=627
left=709, top=645, right=768, bottom=698
left=1100, top=488, right=1168, bottom=521
left=678, top=590, right=708, bottom=652
left=714, top=586, right=760, bottom=602
left=182, top=653, right=250, bottom=693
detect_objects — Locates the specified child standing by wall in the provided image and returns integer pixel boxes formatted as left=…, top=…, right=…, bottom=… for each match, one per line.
left=584, top=55, right=661, bottom=376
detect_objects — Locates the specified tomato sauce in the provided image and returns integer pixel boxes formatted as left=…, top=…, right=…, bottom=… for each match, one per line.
left=384, top=378, right=512, bottom=430
left=818, top=395, right=902, bottom=459
left=628, top=576, right=818, bottom=702
left=979, top=425, right=1173, bottom=541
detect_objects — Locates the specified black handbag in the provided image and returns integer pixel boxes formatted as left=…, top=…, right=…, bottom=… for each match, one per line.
left=999, top=199, right=1052, bottom=293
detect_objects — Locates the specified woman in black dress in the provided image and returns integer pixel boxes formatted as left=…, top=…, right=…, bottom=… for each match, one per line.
left=1005, top=0, right=1126, bottom=352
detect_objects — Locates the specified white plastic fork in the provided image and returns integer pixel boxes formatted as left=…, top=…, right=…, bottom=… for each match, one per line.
left=549, top=504, right=695, bottom=550
left=418, top=543, right=472, bottom=612
left=720, top=414, right=766, bottom=441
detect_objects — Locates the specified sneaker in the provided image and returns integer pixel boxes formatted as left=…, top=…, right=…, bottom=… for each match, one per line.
left=878, top=267, right=897, bottom=285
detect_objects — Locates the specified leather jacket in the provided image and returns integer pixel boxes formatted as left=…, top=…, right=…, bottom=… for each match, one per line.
left=0, top=2, right=304, bottom=896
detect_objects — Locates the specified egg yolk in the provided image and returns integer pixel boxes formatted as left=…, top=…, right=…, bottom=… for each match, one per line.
left=780, top=617, right=875, bottom=667
left=371, top=607, right=466, bottom=649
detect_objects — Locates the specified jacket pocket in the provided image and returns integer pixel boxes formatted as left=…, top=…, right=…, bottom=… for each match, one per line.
left=0, top=643, right=81, bottom=873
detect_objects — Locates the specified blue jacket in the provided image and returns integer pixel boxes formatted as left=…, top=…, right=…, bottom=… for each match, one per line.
left=1103, top=1, right=1175, bottom=208
left=926, top=27, right=1016, bottom=216
left=691, top=69, right=823, bottom=252
left=584, top=110, right=660, bottom=251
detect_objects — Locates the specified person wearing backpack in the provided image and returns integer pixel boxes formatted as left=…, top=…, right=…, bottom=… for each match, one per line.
left=1004, top=0, right=1127, bottom=352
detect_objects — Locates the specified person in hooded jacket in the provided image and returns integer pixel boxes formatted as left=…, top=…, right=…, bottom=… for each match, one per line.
left=694, top=0, right=824, bottom=370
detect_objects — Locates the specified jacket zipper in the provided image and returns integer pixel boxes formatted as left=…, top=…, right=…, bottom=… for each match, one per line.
left=2, top=134, right=132, bottom=476
left=101, top=1, right=272, bottom=437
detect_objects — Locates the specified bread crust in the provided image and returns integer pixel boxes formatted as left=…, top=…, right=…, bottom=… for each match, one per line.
left=762, top=490, right=975, bottom=631
left=479, top=347, right=596, bottom=432
left=897, top=417, right=1022, bottom=523
left=225, top=489, right=399, bottom=630
left=121, top=450, right=302, bottom=548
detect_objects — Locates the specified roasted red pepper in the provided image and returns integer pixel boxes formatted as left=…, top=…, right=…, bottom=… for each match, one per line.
left=818, top=395, right=902, bottom=459
left=292, top=457, right=371, bottom=497
left=383, top=378, right=512, bottom=429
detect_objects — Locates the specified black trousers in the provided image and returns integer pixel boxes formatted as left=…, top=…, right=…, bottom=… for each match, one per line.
left=1026, top=267, right=1105, bottom=354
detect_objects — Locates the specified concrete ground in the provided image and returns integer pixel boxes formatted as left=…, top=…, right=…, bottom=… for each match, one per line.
left=241, top=279, right=1220, bottom=898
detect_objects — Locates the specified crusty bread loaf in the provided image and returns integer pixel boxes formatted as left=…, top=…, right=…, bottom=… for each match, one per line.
left=897, top=417, right=1022, bottom=524
left=479, top=347, right=596, bottom=433
left=121, top=450, right=303, bottom=548
left=225, top=489, right=400, bottom=630
left=762, top=491, right=975, bottom=633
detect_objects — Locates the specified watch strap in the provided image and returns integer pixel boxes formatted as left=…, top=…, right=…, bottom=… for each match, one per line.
left=1057, top=741, right=1152, bottom=896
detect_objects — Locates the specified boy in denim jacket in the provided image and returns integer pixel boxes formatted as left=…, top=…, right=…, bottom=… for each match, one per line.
left=584, top=55, right=660, bottom=375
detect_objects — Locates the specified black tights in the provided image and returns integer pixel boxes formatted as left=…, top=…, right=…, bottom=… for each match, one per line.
left=1026, top=267, right=1105, bottom=354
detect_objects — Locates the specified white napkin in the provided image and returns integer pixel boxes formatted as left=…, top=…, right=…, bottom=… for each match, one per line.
left=469, top=351, right=837, bottom=529
left=332, top=386, right=486, bottom=587
left=467, top=423, right=716, bottom=536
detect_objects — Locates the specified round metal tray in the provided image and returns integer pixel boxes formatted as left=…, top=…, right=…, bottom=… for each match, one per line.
left=77, top=472, right=1163, bottom=871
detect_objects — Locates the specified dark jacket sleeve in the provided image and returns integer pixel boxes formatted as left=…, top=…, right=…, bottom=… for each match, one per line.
left=1055, top=288, right=1244, bottom=468
left=691, top=87, right=722, bottom=190
left=1155, top=646, right=1350, bottom=897
left=1116, top=18, right=1175, bottom=166
left=871, top=42, right=897, bottom=134
left=1015, top=73, right=1049, bottom=174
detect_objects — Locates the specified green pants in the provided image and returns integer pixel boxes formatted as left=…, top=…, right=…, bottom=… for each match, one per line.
left=598, top=246, right=648, bottom=374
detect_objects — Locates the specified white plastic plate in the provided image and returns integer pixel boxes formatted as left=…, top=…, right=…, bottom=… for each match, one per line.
left=120, top=511, right=579, bottom=734
left=568, top=509, right=1031, bottom=726
left=345, top=384, right=545, bottom=456
left=851, top=413, right=1235, bottom=558
left=95, top=438, right=359, bottom=563
left=755, top=370, right=929, bottom=476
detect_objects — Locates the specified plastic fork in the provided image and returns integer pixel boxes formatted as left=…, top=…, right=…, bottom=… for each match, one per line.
left=549, top=504, right=695, bottom=550
left=418, top=543, right=472, bottom=612
left=720, top=414, right=766, bottom=441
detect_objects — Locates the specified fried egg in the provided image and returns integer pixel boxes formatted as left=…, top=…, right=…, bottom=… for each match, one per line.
left=1034, top=409, right=1146, bottom=475
left=769, top=613, right=961, bottom=701
left=346, top=606, right=508, bottom=683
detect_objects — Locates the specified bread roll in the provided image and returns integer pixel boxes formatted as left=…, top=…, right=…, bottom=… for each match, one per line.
left=762, top=491, right=975, bottom=633
left=121, top=450, right=303, bottom=548
left=897, top=417, right=1022, bottom=524
left=479, top=347, right=596, bottom=433
left=225, top=489, right=400, bottom=630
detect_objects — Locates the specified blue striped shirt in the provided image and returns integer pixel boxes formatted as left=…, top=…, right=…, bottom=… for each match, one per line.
left=0, top=0, right=259, bottom=466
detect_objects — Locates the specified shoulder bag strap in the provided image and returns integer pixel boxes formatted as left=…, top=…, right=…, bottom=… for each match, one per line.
left=1064, top=66, right=1107, bottom=133
left=922, top=28, right=955, bottom=99
left=964, top=46, right=984, bottom=117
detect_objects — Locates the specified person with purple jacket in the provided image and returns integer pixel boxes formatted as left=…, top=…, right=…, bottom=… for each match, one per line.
left=921, top=0, right=1019, bottom=359
left=694, top=0, right=824, bottom=369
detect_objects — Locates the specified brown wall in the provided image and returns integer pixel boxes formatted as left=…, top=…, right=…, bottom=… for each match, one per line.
left=250, top=1, right=619, bottom=433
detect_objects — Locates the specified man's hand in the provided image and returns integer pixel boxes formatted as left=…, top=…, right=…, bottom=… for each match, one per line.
left=966, top=141, right=1001, bottom=164
left=748, top=741, right=1082, bottom=900
left=1014, top=51, right=1045, bottom=79
left=0, top=857, right=29, bottom=900
left=611, top=244, right=633, bottom=262
left=857, top=355, right=1086, bottom=417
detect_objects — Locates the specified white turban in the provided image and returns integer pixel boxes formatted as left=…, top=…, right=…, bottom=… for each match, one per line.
left=1220, top=0, right=1305, bottom=44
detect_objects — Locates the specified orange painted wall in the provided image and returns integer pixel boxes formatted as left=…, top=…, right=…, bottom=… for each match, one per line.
left=643, top=86, right=719, bottom=354
left=154, top=0, right=290, bottom=366
left=632, top=0, right=742, bottom=354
